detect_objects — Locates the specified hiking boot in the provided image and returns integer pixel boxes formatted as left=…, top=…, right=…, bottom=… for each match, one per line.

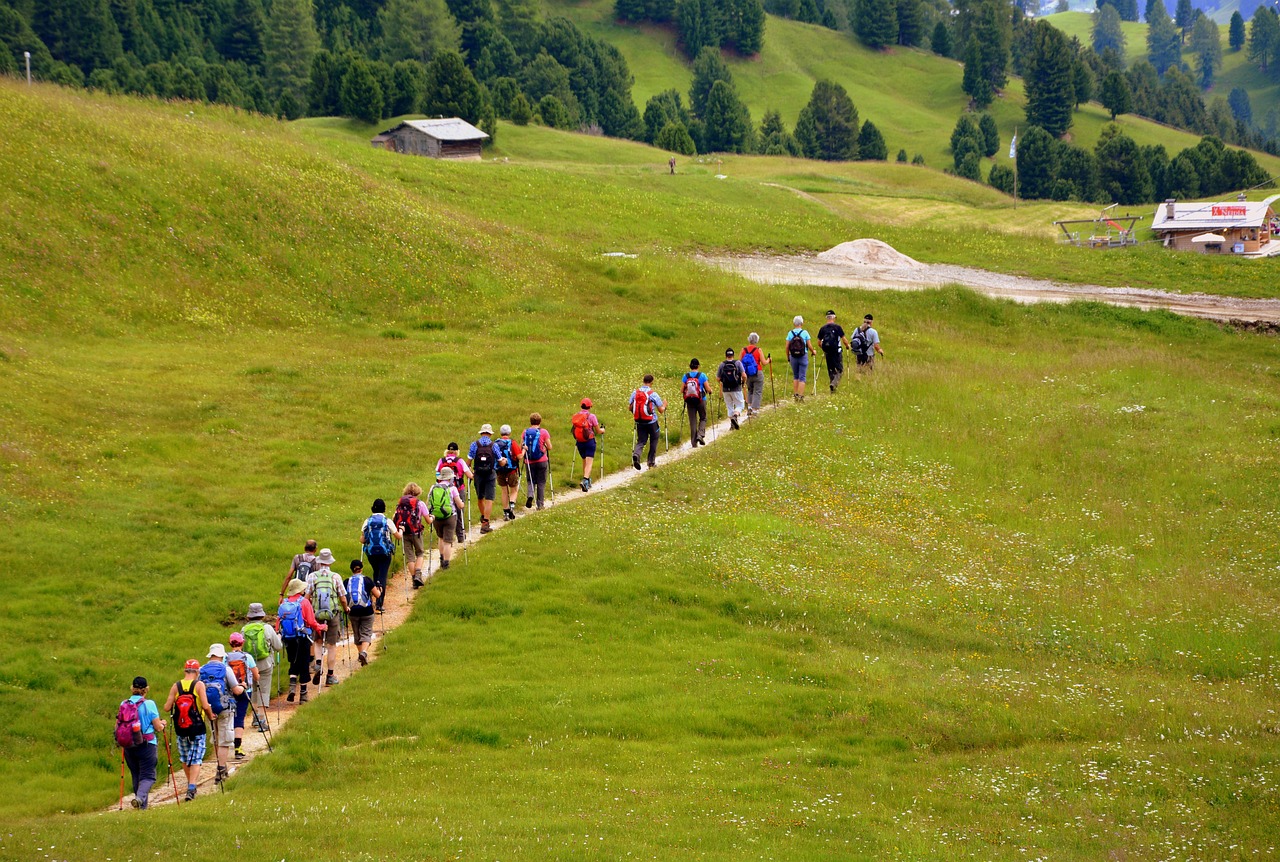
left=441, top=559, right=450, bottom=570
left=581, top=478, right=590, bottom=492
left=829, top=384, right=835, bottom=393
left=254, top=717, right=268, bottom=732
left=234, top=747, right=245, bottom=760
left=633, top=454, right=642, bottom=470
left=185, top=786, right=197, bottom=802
left=358, top=651, right=368, bottom=666
left=286, top=677, right=297, bottom=702
left=311, top=670, right=321, bottom=687
left=326, top=672, right=339, bottom=686
left=730, top=415, right=740, bottom=430
left=130, top=796, right=141, bottom=809
left=698, top=437, right=706, bottom=445
left=504, top=507, right=515, bottom=521
left=480, top=520, right=492, bottom=534
left=647, top=461, right=656, bottom=469
left=298, top=686, right=309, bottom=703
left=412, top=577, right=423, bottom=589
left=525, top=496, right=533, bottom=509
left=215, top=766, right=228, bottom=784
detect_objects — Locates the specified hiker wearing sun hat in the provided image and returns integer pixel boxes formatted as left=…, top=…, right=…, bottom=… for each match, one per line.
left=276, top=578, right=326, bottom=705
left=493, top=425, right=521, bottom=521
left=570, top=399, right=603, bottom=492
left=240, top=603, right=282, bottom=721
left=163, top=659, right=213, bottom=801
left=199, top=643, right=245, bottom=786
left=427, top=467, right=466, bottom=570
left=436, top=442, right=474, bottom=543
left=468, top=424, right=499, bottom=533
left=305, top=549, right=349, bottom=689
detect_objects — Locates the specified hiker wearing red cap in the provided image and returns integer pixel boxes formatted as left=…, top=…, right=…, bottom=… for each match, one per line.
left=163, top=659, right=213, bottom=801
left=276, top=578, right=327, bottom=704
left=570, top=399, right=603, bottom=492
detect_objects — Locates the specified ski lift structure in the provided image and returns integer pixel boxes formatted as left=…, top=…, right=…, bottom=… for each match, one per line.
left=1053, top=204, right=1141, bottom=249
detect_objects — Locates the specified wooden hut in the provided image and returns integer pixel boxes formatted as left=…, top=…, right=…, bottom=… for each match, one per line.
left=371, top=118, right=488, bottom=160
left=1151, top=194, right=1280, bottom=254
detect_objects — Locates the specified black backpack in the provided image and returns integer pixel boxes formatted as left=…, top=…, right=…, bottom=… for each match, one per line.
left=820, top=325, right=840, bottom=351
left=473, top=439, right=496, bottom=473
left=717, top=360, right=740, bottom=388
left=787, top=330, right=807, bottom=358
left=850, top=328, right=870, bottom=357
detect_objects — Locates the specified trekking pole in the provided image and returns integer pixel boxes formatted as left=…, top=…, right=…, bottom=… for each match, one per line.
left=426, top=527, right=434, bottom=582
left=247, top=701, right=273, bottom=752
left=466, top=479, right=474, bottom=544
left=547, top=455, right=555, bottom=506
left=162, top=729, right=181, bottom=805
left=662, top=407, right=669, bottom=453
left=118, top=748, right=126, bottom=810
left=569, top=446, right=577, bottom=488
left=677, top=399, right=686, bottom=446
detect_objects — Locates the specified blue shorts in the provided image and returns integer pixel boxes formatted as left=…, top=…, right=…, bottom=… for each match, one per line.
left=789, top=354, right=809, bottom=382
left=177, top=733, right=207, bottom=766
left=575, top=439, right=597, bottom=458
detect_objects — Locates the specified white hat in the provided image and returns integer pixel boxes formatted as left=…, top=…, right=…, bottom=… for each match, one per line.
left=499, top=424, right=512, bottom=435
left=479, top=423, right=493, bottom=435
left=207, top=643, right=226, bottom=659
left=439, top=467, right=455, bottom=481
left=316, top=548, right=336, bottom=566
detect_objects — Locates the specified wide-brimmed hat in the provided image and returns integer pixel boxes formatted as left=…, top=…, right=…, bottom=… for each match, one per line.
left=316, top=548, right=336, bottom=566
left=286, top=578, right=307, bottom=595
left=246, top=602, right=267, bottom=620
left=439, top=466, right=455, bottom=481
left=479, top=423, right=493, bottom=435
left=207, top=643, right=226, bottom=659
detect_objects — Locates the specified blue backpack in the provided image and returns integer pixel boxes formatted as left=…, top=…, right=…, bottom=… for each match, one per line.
left=741, top=349, right=759, bottom=377
left=199, top=662, right=227, bottom=714
left=362, top=513, right=395, bottom=557
left=494, top=437, right=518, bottom=471
left=347, top=576, right=372, bottom=612
left=278, top=597, right=306, bottom=638
left=522, top=427, right=544, bottom=461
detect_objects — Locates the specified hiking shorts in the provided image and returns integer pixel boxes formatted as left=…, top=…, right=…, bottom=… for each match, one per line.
left=575, top=439, right=597, bottom=459
left=317, top=618, right=341, bottom=645
left=497, top=469, right=519, bottom=490
left=473, top=471, right=496, bottom=501
left=351, top=613, right=374, bottom=645
left=403, top=530, right=425, bottom=566
left=211, top=709, right=234, bottom=748
left=432, top=514, right=457, bottom=545
left=789, top=354, right=809, bottom=382
left=176, top=733, right=206, bottom=766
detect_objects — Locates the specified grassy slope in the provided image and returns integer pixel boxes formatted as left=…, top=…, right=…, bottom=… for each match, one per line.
left=2, top=81, right=1280, bottom=860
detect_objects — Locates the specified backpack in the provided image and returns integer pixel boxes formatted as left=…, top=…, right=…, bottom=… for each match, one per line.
left=242, top=622, right=270, bottom=661
left=311, top=573, right=336, bottom=622
left=522, top=427, right=545, bottom=461
left=226, top=652, right=250, bottom=693
left=394, top=494, right=423, bottom=534
left=495, top=438, right=518, bottom=471
left=570, top=411, right=595, bottom=443
left=362, top=513, right=395, bottom=557
left=199, top=662, right=227, bottom=714
left=115, top=699, right=145, bottom=749
left=472, top=439, right=496, bottom=472
left=172, top=679, right=205, bottom=738
left=440, top=455, right=466, bottom=486
left=293, top=554, right=314, bottom=581
left=717, top=360, right=741, bottom=388
left=427, top=483, right=454, bottom=519
left=787, top=329, right=807, bottom=358
left=348, top=576, right=372, bottom=612
left=850, top=328, right=870, bottom=357
left=740, top=349, right=759, bottom=377
left=681, top=374, right=703, bottom=400
left=632, top=389, right=655, bottom=421
left=820, top=325, right=841, bottom=351
left=278, top=597, right=306, bottom=638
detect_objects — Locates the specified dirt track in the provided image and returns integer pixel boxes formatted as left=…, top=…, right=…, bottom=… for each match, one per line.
left=700, top=251, right=1280, bottom=326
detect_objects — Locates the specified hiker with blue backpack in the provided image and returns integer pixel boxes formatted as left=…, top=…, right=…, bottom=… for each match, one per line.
left=240, top=603, right=282, bottom=725
left=494, top=425, right=521, bottom=521
left=361, top=499, right=400, bottom=613
left=522, top=414, right=552, bottom=510
left=785, top=315, right=817, bottom=402
left=163, top=659, right=214, bottom=801
left=199, top=643, right=245, bottom=787
left=427, top=467, right=466, bottom=569
left=629, top=375, right=666, bottom=470
left=680, top=359, right=708, bottom=448
left=468, top=425, right=500, bottom=531
left=277, top=578, right=327, bottom=704
left=347, top=558, right=381, bottom=666
left=741, top=334, right=768, bottom=415
left=306, top=549, right=350, bottom=689
left=116, top=676, right=166, bottom=809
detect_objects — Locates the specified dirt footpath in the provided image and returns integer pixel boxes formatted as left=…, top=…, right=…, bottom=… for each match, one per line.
left=700, top=239, right=1280, bottom=326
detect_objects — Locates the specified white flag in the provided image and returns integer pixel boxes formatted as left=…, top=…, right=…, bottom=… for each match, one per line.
left=1008, top=133, right=1017, bottom=159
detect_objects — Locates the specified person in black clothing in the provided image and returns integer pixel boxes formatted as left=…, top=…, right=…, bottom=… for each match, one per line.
left=817, top=310, right=852, bottom=393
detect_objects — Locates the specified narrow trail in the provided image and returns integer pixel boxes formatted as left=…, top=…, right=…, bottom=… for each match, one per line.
left=114, top=393, right=788, bottom=811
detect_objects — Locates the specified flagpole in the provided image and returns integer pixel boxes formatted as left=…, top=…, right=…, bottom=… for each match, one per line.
left=1011, top=126, right=1018, bottom=210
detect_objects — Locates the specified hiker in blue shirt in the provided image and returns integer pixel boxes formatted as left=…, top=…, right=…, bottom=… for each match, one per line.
left=468, top=424, right=499, bottom=533
left=784, top=315, right=817, bottom=402
left=120, top=677, right=165, bottom=809
left=629, top=374, right=666, bottom=470
left=679, top=359, right=708, bottom=448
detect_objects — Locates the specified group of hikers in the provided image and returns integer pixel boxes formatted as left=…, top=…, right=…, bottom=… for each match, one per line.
left=112, top=311, right=883, bottom=809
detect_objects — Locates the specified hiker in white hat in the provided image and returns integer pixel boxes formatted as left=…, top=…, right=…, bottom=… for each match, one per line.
left=199, top=643, right=244, bottom=786
left=427, top=467, right=466, bottom=571
left=305, top=548, right=350, bottom=689
left=468, top=423, right=499, bottom=535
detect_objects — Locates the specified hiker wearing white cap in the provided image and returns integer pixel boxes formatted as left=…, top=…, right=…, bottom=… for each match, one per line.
left=199, top=643, right=245, bottom=786
left=240, top=603, right=282, bottom=720
left=715, top=348, right=747, bottom=430
left=785, top=315, right=816, bottom=401
left=468, top=424, right=499, bottom=533
left=306, top=548, right=350, bottom=688
left=493, top=425, right=521, bottom=521
left=427, top=467, right=466, bottom=570
left=277, top=578, right=326, bottom=704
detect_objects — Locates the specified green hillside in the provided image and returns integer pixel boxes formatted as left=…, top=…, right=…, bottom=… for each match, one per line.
left=3, top=80, right=1280, bottom=861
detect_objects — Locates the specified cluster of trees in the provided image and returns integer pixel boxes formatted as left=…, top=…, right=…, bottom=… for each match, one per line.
left=948, top=111, right=1000, bottom=180
left=0, top=0, right=650, bottom=144
left=614, top=0, right=764, bottom=58
left=640, top=57, right=890, bottom=160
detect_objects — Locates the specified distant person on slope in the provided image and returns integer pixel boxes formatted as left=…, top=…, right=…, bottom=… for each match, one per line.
left=306, top=548, right=349, bottom=688
left=852, top=313, right=885, bottom=371
left=279, top=539, right=317, bottom=603
left=629, top=375, right=666, bottom=470
left=494, top=425, right=522, bottom=521
left=681, top=359, right=708, bottom=448
left=741, top=334, right=768, bottom=415
left=817, top=309, right=852, bottom=393
left=199, top=643, right=244, bottom=787
left=394, top=483, right=429, bottom=587
left=118, top=676, right=165, bottom=809
left=224, top=632, right=258, bottom=761
left=163, top=659, right=213, bottom=801
left=346, top=558, right=380, bottom=666
left=360, top=499, right=399, bottom=613
left=522, top=414, right=552, bottom=510
left=437, top=442, right=473, bottom=543
left=716, top=348, right=747, bottom=430
left=277, top=578, right=326, bottom=704
left=785, top=315, right=816, bottom=401
left=570, top=399, right=603, bottom=492
left=241, top=603, right=282, bottom=723
left=468, top=424, right=499, bottom=532
left=428, top=467, right=466, bottom=570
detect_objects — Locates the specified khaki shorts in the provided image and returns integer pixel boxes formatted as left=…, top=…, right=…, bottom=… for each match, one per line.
left=317, top=618, right=341, bottom=645
left=403, top=530, right=424, bottom=565
left=211, top=709, right=235, bottom=748
left=497, top=470, right=519, bottom=490
left=351, top=614, right=374, bottom=645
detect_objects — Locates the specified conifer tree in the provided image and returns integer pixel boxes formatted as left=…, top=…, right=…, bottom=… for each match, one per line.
left=1188, top=15, right=1221, bottom=89
left=1091, top=4, right=1126, bottom=59
left=264, top=0, right=319, bottom=104
left=895, top=0, right=923, bottom=46
left=857, top=120, right=887, bottom=159
left=962, top=38, right=994, bottom=108
left=689, top=46, right=733, bottom=117
left=1024, top=19, right=1075, bottom=137
left=795, top=79, right=858, bottom=160
left=378, top=0, right=462, bottom=65
left=978, top=111, right=999, bottom=156
left=855, top=0, right=898, bottom=49
left=759, top=109, right=800, bottom=155
left=1229, top=10, right=1245, bottom=52
left=931, top=20, right=952, bottom=56
left=1145, top=1, right=1181, bottom=74
left=1099, top=69, right=1131, bottom=118
left=340, top=58, right=383, bottom=123
left=424, top=50, right=485, bottom=122
left=702, top=79, right=753, bottom=151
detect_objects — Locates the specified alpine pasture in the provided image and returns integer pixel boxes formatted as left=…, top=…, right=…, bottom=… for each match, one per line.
left=1, top=79, right=1279, bottom=860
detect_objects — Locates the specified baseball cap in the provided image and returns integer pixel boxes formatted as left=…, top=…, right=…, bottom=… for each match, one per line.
left=826, top=309, right=836, bottom=316
left=580, top=398, right=592, bottom=409
left=184, top=659, right=200, bottom=672
left=132, top=676, right=148, bottom=689
left=864, top=313, right=874, bottom=321
left=447, top=441, right=459, bottom=451
left=725, top=348, right=734, bottom=357
left=228, top=632, right=245, bottom=646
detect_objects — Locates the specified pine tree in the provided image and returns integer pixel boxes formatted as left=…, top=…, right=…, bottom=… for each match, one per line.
left=1228, top=86, right=1252, bottom=125
left=378, top=0, right=462, bottom=65
left=759, top=109, right=800, bottom=155
left=654, top=120, right=697, bottom=153
left=1248, top=8, right=1279, bottom=74
left=794, top=79, right=858, bottom=160
left=931, top=20, right=952, bottom=57
left=675, top=0, right=718, bottom=58
left=971, top=0, right=1011, bottom=93
left=339, top=59, right=383, bottom=122
left=962, top=38, right=994, bottom=108
left=1229, top=10, right=1246, bottom=51
left=264, top=0, right=319, bottom=103
left=509, top=91, right=533, bottom=124
left=1188, top=15, right=1221, bottom=89
left=391, top=59, right=427, bottom=114
left=1091, top=4, right=1126, bottom=59
left=1015, top=124, right=1059, bottom=199
left=855, top=0, right=898, bottom=49
left=536, top=94, right=573, bottom=128
left=1174, top=0, right=1193, bottom=44
left=702, top=79, right=753, bottom=151
left=1024, top=19, right=1075, bottom=137
left=1073, top=58, right=1095, bottom=107
left=989, top=162, right=1015, bottom=194
left=645, top=89, right=691, bottom=142
left=950, top=113, right=984, bottom=168
left=1145, top=1, right=1181, bottom=75
left=857, top=120, right=887, bottom=159
left=220, top=0, right=265, bottom=67
left=727, top=0, right=766, bottom=54
left=1096, top=126, right=1152, bottom=203
left=689, top=47, right=733, bottom=118
left=1099, top=69, right=1131, bottom=118
left=32, top=0, right=123, bottom=73
left=895, top=0, right=923, bottom=47
left=978, top=112, right=999, bottom=156
left=424, top=50, right=485, bottom=122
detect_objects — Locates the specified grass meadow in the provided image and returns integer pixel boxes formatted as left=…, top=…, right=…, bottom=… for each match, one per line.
left=1, top=80, right=1279, bottom=859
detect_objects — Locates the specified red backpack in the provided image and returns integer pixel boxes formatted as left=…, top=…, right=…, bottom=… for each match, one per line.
left=681, top=374, right=703, bottom=400
left=394, top=494, right=423, bottom=534
left=632, top=389, right=654, bottom=421
left=571, top=411, right=595, bottom=442
left=114, top=699, right=144, bottom=748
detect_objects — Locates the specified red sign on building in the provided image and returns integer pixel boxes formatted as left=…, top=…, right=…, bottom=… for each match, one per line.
left=1211, top=205, right=1248, bottom=217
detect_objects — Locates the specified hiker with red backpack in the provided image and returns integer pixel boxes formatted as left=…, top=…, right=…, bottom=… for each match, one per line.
left=680, top=359, right=708, bottom=448
left=279, top=539, right=318, bottom=603
left=241, top=603, right=282, bottom=726
left=785, top=315, right=817, bottom=402
left=277, top=578, right=327, bottom=704
left=225, top=633, right=258, bottom=761
left=715, top=348, right=748, bottom=430
left=200, top=643, right=245, bottom=787
left=306, top=549, right=350, bottom=689
left=436, top=443, right=474, bottom=543
left=360, top=499, right=399, bottom=613
left=522, top=414, right=552, bottom=510
left=494, top=425, right=521, bottom=521
left=570, top=399, right=603, bottom=492
left=629, top=375, right=666, bottom=470
left=427, top=467, right=466, bottom=569
left=163, top=659, right=214, bottom=801
left=117, top=676, right=166, bottom=809
left=394, top=483, right=430, bottom=587
left=741, top=333, right=769, bottom=415
left=468, top=425, right=500, bottom=532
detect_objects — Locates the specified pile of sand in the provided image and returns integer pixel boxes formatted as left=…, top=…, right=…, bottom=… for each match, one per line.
left=817, top=239, right=922, bottom=270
